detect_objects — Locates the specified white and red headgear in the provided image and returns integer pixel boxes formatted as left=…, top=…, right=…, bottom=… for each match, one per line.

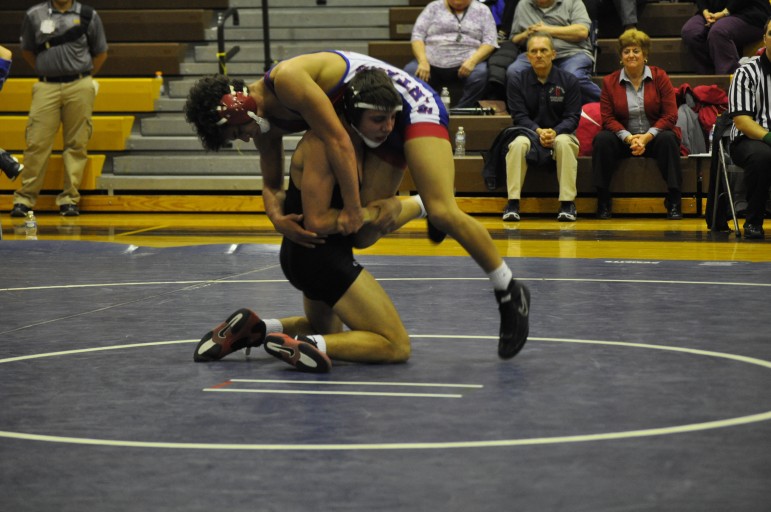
left=215, top=85, right=271, bottom=133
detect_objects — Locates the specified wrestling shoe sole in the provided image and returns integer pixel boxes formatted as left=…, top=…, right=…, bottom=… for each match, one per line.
left=194, top=308, right=264, bottom=362
left=497, top=282, right=531, bottom=360
left=264, top=333, right=332, bottom=373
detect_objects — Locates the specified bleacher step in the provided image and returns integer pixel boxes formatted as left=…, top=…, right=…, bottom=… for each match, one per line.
left=204, top=27, right=390, bottom=42
left=140, top=116, right=197, bottom=136
left=97, top=175, right=266, bottom=194
left=2, top=116, right=134, bottom=152
left=221, top=8, right=390, bottom=28
left=0, top=155, right=105, bottom=191
left=111, top=154, right=291, bottom=175
left=229, top=0, right=407, bottom=7
left=127, top=134, right=302, bottom=151
left=192, top=42, right=370, bottom=64
left=0, top=78, right=162, bottom=113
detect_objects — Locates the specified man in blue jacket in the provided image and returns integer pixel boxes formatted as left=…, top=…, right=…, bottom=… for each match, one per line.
left=503, top=32, right=581, bottom=222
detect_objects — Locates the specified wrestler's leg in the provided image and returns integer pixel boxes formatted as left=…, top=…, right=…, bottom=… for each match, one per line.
left=354, top=152, right=423, bottom=248
left=321, top=269, right=410, bottom=363
left=404, top=136, right=503, bottom=272
left=267, top=271, right=409, bottom=364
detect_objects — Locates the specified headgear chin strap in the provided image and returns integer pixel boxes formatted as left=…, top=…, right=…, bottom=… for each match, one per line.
left=215, top=85, right=271, bottom=134
left=350, top=124, right=385, bottom=149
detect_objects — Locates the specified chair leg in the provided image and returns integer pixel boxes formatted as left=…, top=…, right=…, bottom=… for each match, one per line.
left=718, top=142, right=741, bottom=236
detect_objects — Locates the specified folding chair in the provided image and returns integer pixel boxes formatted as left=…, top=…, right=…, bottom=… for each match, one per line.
left=708, top=113, right=741, bottom=235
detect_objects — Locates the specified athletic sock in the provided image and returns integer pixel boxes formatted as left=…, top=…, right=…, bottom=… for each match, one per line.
left=488, top=262, right=513, bottom=291
left=307, top=335, right=327, bottom=353
left=411, top=195, right=428, bottom=218
left=263, top=318, right=283, bottom=336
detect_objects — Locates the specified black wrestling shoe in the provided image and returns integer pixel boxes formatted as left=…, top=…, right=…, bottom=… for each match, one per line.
left=495, top=279, right=531, bottom=360
left=194, top=308, right=266, bottom=362
left=427, top=218, right=447, bottom=243
left=264, top=333, right=332, bottom=373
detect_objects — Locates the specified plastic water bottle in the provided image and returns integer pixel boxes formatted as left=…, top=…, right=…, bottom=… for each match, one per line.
left=24, top=211, right=38, bottom=240
left=454, top=126, right=466, bottom=157
left=440, top=87, right=451, bottom=111
left=155, top=70, right=166, bottom=96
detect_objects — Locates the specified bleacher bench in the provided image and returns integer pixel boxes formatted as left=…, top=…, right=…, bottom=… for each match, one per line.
left=0, top=155, right=105, bottom=192
left=0, top=78, right=162, bottom=113
left=1, top=116, right=134, bottom=152
left=0, top=10, right=211, bottom=44
left=1, top=0, right=228, bottom=9
left=2, top=43, right=187, bottom=77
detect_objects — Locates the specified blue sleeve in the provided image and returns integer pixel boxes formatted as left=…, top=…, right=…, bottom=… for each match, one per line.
left=0, top=58, right=11, bottom=92
left=509, top=73, right=539, bottom=131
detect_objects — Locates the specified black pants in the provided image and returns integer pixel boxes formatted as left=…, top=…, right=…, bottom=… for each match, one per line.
left=592, top=129, right=682, bottom=203
left=730, top=137, right=771, bottom=226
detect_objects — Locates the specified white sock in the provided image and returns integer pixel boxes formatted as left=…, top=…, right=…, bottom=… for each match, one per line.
left=263, top=318, right=283, bottom=335
left=307, top=334, right=327, bottom=353
left=488, top=262, right=513, bottom=291
left=411, top=195, right=428, bottom=218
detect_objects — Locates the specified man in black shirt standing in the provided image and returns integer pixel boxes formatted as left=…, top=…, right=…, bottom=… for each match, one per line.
left=503, top=32, right=581, bottom=222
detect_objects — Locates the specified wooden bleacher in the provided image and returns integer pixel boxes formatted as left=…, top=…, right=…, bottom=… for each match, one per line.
left=0, top=0, right=221, bottom=76
left=0, top=1, right=729, bottom=216
left=0, top=0, right=216, bottom=210
left=394, top=115, right=710, bottom=215
left=391, top=3, right=696, bottom=40
left=1, top=43, right=188, bottom=77
left=2, top=116, right=135, bottom=152
left=0, top=10, right=212, bottom=44
left=374, top=1, right=738, bottom=215
left=0, top=155, right=105, bottom=192
left=0, top=78, right=163, bottom=113
left=2, top=0, right=227, bottom=10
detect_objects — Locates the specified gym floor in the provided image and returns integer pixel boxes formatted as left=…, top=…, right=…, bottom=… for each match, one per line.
left=1, top=213, right=770, bottom=511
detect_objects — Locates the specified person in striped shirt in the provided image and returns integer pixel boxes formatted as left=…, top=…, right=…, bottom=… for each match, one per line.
left=728, top=16, right=771, bottom=239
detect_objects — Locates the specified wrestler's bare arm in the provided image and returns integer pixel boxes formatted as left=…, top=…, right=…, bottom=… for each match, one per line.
left=269, top=59, right=365, bottom=234
left=257, top=129, right=323, bottom=247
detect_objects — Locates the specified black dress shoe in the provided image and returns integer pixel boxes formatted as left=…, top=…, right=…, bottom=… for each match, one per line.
left=596, top=201, right=612, bottom=219
left=743, top=223, right=765, bottom=239
left=665, top=198, right=682, bottom=220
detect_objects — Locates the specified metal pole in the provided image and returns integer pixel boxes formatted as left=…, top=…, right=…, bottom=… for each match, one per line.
left=217, top=8, right=240, bottom=76
left=262, top=0, right=272, bottom=71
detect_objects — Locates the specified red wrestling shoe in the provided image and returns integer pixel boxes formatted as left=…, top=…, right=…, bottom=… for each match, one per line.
left=263, top=333, right=332, bottom=373
left=194, top=308, right=266, bottom=362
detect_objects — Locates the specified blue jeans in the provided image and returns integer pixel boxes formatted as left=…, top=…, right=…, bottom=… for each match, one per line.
left=505, top=52, right=600, bottom=106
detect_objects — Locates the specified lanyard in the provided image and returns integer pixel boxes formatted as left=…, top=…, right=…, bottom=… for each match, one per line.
left=450, top=5, right=468, bottom=43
